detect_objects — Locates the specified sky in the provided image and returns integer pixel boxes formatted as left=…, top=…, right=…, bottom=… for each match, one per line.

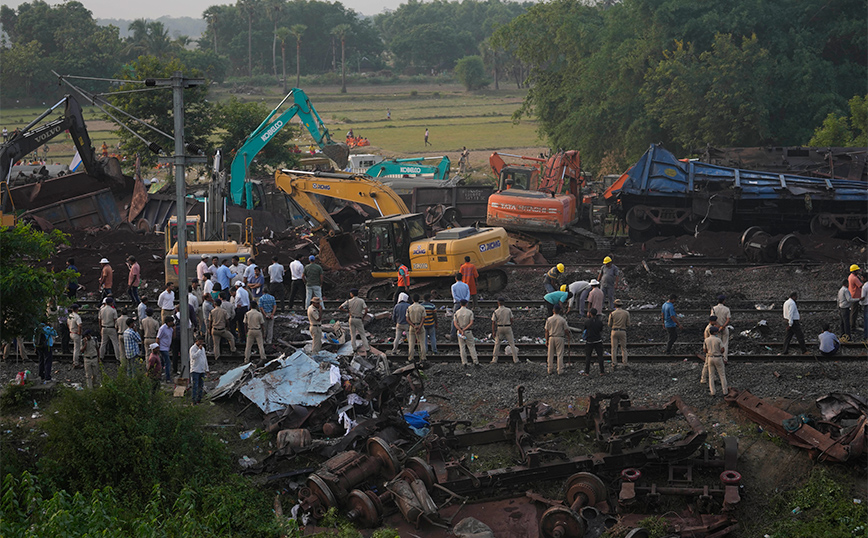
left=3, top=0, right=408, bottom=19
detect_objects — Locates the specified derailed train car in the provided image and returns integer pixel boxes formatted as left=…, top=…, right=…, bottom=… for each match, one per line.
left=605, top=144, right=868, bottom=241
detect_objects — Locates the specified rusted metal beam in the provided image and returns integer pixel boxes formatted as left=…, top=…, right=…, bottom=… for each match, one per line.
left=724, top=388, right=851, bottom=463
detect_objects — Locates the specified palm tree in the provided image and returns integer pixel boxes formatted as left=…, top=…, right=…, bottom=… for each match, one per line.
left=330, top=24, right=351, bottom=94
left=275, top=27, right=292, bottom=94
left=289, top=24, right=307, bottom=88
left=267, top=0, right=283, bottom=82
left=238, top=0, right=256, bottom=77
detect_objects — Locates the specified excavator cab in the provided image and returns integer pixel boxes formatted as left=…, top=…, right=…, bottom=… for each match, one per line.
left=367, top=214, right=428, bottom=272
left=166, top=216, right=201, bottom=252
left=498, top=166, right=537, bottom=191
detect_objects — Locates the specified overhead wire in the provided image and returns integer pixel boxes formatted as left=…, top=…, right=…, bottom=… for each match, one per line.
left=56, top=74, right=174, bottom=147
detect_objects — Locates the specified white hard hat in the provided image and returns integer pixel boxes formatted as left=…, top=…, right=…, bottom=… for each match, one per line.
left=100, top=258, right=109, bottom=264
left=149, top=342, right=159, bottom=350
left=589, top=279, right=600, bottom=286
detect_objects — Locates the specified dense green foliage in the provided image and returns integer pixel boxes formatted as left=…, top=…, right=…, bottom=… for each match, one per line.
left=454, top=55, right=490, bottom=90
left=495, top=0, right=867, bottom=172
left=0, top=223, right=73, bottom=341
left=810, top=95, right=868, bottom=147
left=108, top=56, right=214, bottom=166
left=214, top=96, right=301, bottom=172
left=40, top=374, right=228, bottom=503
left=1, top=471, right=293, bottom=537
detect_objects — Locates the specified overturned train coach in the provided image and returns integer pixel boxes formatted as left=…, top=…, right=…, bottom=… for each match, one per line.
left=605, top=144, right=868, bottom=241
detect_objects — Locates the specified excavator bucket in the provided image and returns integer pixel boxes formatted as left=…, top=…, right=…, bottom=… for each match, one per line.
left=317, top=232, right=366, bottom=270
left=322, top=143, right=350, bottom=169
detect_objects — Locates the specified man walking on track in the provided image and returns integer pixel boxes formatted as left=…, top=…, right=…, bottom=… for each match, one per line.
left=491, top=298, right=518, bottom=364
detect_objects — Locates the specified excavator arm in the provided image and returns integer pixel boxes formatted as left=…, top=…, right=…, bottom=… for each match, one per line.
left=0, top=95, right=101, bottom=182
left=274, top=169, right=409, bottom=232
left=489, top=152, right=545, bottom=179
left=229, top=88, right=349, bottom=209
left=366, top=156, right=451, bottom=179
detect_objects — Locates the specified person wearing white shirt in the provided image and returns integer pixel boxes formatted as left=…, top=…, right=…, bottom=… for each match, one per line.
left=837, top=281, right=858, bottom=338
left=568, top=281, right=591, bottom=313
left=157, top=283, right=175, bottom=323
left=189, top=336, right=209, bottom=404
left=268, top=256, right=286, bottom=310
left=207, top=256, right=219, bottom=279
left=230, top=256, right=245, bottom=283
left=137, top=298, right=148, bottom=329
left=203, top=273, right=214, bottom=298
left=288, top=254, right=305, bottom=310
left=196, top=255, right=209, bottom=287
left=234, top=283, right=251, bottom=342
left=782, top=291, right=807, bottom=354
left=244, top=257, right=258, bottom=283
left=861, top=280, right=868, bottom=341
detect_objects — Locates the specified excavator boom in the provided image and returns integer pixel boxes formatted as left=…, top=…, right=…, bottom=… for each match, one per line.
left=366, top=156, right=451, bottom=180
left=0, top=95, right=102, bottom=183
left=273, top=169, right=409, bottom=232
left=229, top=88, right=349, bottom=209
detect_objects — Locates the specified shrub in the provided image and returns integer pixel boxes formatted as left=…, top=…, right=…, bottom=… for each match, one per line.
left=454, top=56, right=490, bottom=91
left=0, top=471, right=294, bottom=537
left=39, top=374, right=229, bottom=503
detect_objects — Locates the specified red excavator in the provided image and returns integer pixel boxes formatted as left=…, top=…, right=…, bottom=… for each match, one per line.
left=487, top=150, right=605, bottom=251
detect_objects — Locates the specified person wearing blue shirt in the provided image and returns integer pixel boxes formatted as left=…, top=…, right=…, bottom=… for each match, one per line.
left=216, top=259, right=233, bottom=290
left=544, top=290, right=573, bottom=316
left=259, top=292, right=276, bottom=343
left=450, top=274, right=470, bottom=339
left=390, top=293, right=411, bottom=354
left=661, top=294, right=683, bottom=354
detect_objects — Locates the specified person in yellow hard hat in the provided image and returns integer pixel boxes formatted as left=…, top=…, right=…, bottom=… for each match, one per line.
left=598, top=256, right=620, bottom=311
left=544, top=263, right=565, bottom=293
left=848, top=264, right=864, bottom=335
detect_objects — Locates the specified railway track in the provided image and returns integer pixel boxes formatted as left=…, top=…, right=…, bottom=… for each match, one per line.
left=67, top=298, right=838, bottom=313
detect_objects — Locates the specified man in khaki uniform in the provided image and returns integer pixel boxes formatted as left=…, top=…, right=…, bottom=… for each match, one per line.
left=607, top=299, right=630, bottom=367
left=244, top=301, right=267, bottom=362
left=141, top=307, right=160, bottom=351
left=406, top=294, right=427, bottom=362
left=710, top=295, right=732, bottom=361
left=545, top=304, right=570, bottom=375
left=209, top=298, right=236, bottom=359
left=700, top=316, right=721, bottom=384
left=339, top=289, right=370, bottom=352
left=702, top=326, right=728, bottom=396
left=115, top=308, right=129, bottom=365
left=491, top=297, right=518, bottom=364
left=98, top=297, right=122, bottom=360
left=68, top=303, right=83, bottom=368
left=308, top=297, right=323, bottom=353
left=453, top=299, right=479, bottom=366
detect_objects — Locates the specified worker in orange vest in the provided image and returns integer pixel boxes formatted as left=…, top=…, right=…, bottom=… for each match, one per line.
left=459, top=256, right=479, bottom=309
left=395, top=260, right=410, bottom=304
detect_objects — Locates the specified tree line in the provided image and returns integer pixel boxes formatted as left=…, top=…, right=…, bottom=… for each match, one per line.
left=491, top=0, right=867, bottom=171
left=1, top=0, right=864, bottom=173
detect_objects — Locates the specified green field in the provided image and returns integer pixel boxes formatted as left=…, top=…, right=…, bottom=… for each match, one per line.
left=1, top=83, right=544, bottom=174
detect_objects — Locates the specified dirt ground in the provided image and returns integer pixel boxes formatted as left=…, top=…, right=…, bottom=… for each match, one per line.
left=4, top=218, right=864, bottom=536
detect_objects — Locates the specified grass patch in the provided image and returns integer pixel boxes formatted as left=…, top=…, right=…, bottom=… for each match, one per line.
left=759, top=467, right=867, bottom=537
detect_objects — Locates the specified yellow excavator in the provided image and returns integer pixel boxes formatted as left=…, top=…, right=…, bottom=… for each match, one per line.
left=274, top=169, right=510, bottom=296
left=164, top=215, right=254, bottom=285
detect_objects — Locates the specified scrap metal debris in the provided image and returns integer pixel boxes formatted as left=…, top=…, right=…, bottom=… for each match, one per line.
left=725, top=388, right=867, bottom=463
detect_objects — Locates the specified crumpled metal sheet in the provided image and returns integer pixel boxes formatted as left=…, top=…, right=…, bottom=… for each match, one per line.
left=816, top=392, right=868, bottom=422
left=210, top=363, right=255, bottom=400
left=240, top=349, right=339, bottom=413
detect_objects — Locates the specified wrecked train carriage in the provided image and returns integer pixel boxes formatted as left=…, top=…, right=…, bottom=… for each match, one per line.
left=606, top=144, right=868, bottom=240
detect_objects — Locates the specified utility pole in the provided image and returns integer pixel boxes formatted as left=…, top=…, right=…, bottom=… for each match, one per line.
left=155, top=71, right=206, bottom=376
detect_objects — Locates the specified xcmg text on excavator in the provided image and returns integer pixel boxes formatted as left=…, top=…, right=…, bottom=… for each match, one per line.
left=274, top=169, right=510, bottom=297
left=230, top=88, right=349, bottom=209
